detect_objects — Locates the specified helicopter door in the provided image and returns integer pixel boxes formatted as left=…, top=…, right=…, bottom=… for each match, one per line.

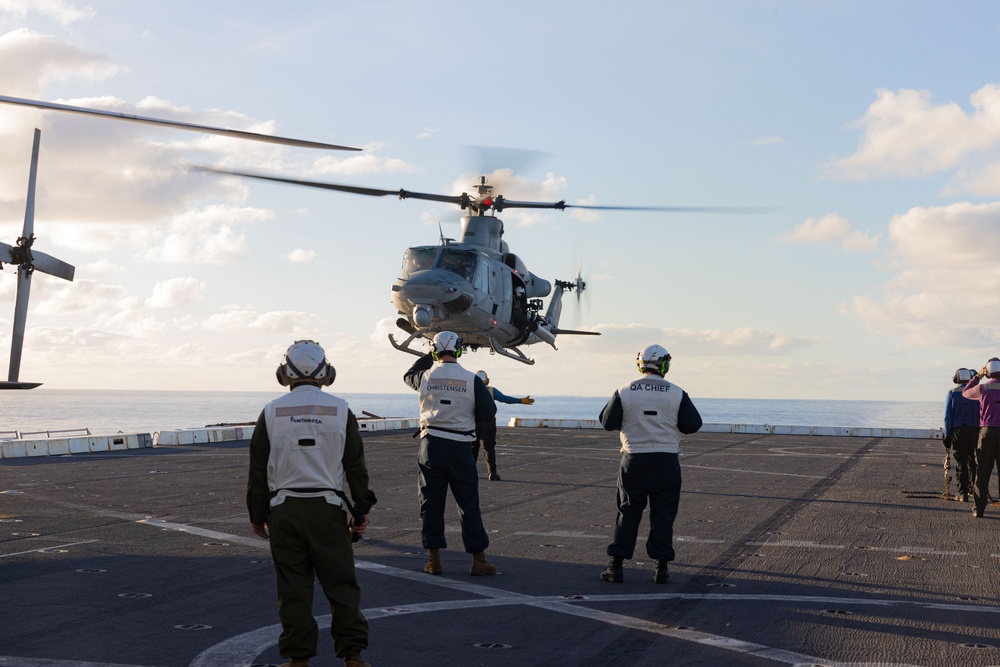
left=495, top=265, right=511, bottom=328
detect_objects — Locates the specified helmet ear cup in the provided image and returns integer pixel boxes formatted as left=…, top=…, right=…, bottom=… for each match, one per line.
left=276, top=364, right=291, bottom=386
left=321, top=364, right=336, bottom=386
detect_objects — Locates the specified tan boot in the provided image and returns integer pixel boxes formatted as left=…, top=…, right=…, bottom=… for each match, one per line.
left=279, top=659, right=310, bottom=667
left=470, top=550, right=497, bottom=576
left=344, top=652, right=371, bottom=667
left=424, top=547, right=442, bottom=575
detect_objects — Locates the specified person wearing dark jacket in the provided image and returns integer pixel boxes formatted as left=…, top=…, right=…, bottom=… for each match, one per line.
left=945, top=368, right=979, bottom=501
left=247, top=340, right=377, bottom=667
left=598, top=344, right=702, bottom=584
left=471, top=370, right=535, bottom=481
left=403, top=331, right=498, bottom=576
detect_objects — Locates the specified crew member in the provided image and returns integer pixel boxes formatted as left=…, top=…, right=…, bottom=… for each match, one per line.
left=598, top=344, right=702, bottom=584
left=945, top=368, right=979, bottom=501
left=404, top=332, right=498, bottom=576
left=472, top=370, right=535, bottom=481
left=962, top=357, right=1000, bottom=518
left=247, top=340, right=377, bottom=667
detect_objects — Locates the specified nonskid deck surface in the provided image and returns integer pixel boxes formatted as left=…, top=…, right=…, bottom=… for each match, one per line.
left=0, top=429, right=992, bottom=667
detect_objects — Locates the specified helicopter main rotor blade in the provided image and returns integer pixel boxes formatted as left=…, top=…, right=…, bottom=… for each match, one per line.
left=499, top=198, right=775, bottom=214
left=0, top=95, right=361, bottom=151
left=194, top=166, right=467, bottom=206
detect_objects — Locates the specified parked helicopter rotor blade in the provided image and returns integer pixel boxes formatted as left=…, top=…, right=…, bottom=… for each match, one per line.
left=22, top=127, right=40, bottom=239
left=193, top=166, right=467, bottom=206
left=28, top=249, right=75, bottom=282
left=0, top=94, right=361, bottom=151
left=8, top=268, right=31, bottom=383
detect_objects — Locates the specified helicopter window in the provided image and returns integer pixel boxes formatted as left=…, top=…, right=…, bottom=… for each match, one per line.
left=474, top=258, right=492, bottom=294
left=400, top=247, right=439, bottom=278
left=436, top=249, right=478, bottom=280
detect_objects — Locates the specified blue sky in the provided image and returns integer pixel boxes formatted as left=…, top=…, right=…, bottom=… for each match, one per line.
left=0, top=0, right=999, bottom=401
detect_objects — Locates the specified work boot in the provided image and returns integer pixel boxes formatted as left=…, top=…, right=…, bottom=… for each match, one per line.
left=279, top=659, right=310, bottom=667
left=653, top=560, right=669, bottom=584
left=344, top=652, right=371, bottom=667
left=424, top=548, right=442, bottom=575
left=470, top=550, right=497, bottom=576
left=600, top=557, right=624, bottom=583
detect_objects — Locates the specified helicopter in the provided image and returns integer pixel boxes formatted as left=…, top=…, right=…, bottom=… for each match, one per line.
left=195, top=165, right=765, bottom=364
left=0, top=93, right=360, bottom=388
left=0, top=94, right=765, bottom=369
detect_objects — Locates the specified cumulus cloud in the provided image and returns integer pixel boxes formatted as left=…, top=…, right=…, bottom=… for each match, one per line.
left=843, top=201, right=1000, bottom=348
left=144, top=276, right=204, bottom=309
left=0, top=29, right=115, bottom=98
left=781, top=214, right=881, bottom=253
left=144, top=205, right=272, bottom=264
left=283, top=248, right=317, bottom=263
left=826, top=85, right=1000, bottom=189
left=583, top=322, right=815, bottom=357
left=0, top=1, right=95, bottom=26
left=749, top=135, right=784, bottom=146
left=201, top=306, right=320, bottom=333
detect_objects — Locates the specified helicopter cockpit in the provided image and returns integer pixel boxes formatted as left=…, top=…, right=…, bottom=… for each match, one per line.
left=399, top=247, right=481, bottom=281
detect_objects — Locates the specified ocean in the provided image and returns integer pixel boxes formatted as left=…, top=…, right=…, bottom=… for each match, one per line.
left=0, top=389, right=943, bottom=438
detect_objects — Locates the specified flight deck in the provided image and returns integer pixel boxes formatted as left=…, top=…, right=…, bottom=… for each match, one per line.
left=0, top=427, right=994, bottom=667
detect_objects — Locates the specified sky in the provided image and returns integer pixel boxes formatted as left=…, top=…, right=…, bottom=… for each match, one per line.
left=0, top=0, right=999, bottom=401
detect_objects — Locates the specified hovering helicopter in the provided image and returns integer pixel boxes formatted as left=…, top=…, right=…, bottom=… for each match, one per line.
left=0, top=93, right=359, bottom=388
left=195, top=166, right=767, bottom=364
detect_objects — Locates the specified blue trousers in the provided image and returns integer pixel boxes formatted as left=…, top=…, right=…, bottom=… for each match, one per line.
left=607, top=452, right=681, bottom=562
left=418, top=435, right=490, bottom=553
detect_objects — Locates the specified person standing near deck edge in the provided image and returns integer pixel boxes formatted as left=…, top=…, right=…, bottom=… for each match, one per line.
left=404, top=331, right=498, bottom=576
left=598, top=344, right=702, bottom=584
left=247, top=340, right=377, bottom=667
left=963, top=357, right=1000, bottom=518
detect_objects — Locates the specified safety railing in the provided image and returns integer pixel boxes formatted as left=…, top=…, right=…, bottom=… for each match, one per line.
left=15, top=427, right=91, bottom=439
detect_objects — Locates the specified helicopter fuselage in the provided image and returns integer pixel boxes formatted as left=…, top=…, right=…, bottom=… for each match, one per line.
left=388, top=214, right=561, bottom=361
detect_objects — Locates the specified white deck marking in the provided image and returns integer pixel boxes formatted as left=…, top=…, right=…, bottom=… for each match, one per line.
left=683, top=464, right=828, bottom=479
left=0, top=540, right=99, bottom=558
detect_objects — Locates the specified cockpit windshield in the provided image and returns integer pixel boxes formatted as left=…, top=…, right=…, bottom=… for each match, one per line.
left=436, top=249, right=478, bottom=280
left=399, top=247, right=438, bottom=278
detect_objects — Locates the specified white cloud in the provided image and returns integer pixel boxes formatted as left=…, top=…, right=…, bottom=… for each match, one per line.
left=579, top=322, right=816, bottom=357
left=283, top=248, right=316, bottom=263
left=826, top=85, right=1000, bottom=184
left=417, top=127, right=438, bottom=139
left=145, top=276, right=204, bottom=309
left=781, top=214, right=880, bottom=253
left=144, top=205, right=272, bottom=264
left=844, top=201, right=1000, bottom=348
left=749, top=135, right=785, bottom=146
left=0, top=1, right=95, bottom=26
left=0, top=29, right=115, bottom=97
left=201, top=306, right=321, bottom=333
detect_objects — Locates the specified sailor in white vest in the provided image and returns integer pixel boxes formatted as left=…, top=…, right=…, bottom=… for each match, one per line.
left=247, top=340, right=377, bottom=667
left=403, top=331, right=498, bottom=576
left=598, top=344, right=702, bottom=584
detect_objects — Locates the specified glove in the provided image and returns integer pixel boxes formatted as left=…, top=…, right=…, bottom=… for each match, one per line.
left=520, top=396, right=535, bottom=405
left=980, top=365, right=989, bottom=378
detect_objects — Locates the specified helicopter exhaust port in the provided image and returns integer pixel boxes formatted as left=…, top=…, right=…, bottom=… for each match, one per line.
left=413, top=305, right=434, bottom=328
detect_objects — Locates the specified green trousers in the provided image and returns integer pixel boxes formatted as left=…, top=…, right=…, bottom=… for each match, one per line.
left=267, top=497, right=368, bottom=659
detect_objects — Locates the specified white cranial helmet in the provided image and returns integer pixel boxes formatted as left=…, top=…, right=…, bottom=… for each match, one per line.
left=431, top=331, right=463, bottom=359
left=954, top=368, right=975, bottom=384
left=637, top=344, right=672, bottom=375
left=276, top=340, right=335, bottom=387
left=476, top=370, right=489, bottom=385
left=989, top=359, right=1000, bottom=379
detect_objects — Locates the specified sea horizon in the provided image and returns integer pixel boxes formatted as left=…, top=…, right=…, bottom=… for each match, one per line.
left=0, top=388, right=944, bottom=438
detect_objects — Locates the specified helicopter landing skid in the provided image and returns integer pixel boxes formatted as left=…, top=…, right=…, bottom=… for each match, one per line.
left=388, top=332, right=426, bottom=357
left=488, top=337, right=535, bottom=365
